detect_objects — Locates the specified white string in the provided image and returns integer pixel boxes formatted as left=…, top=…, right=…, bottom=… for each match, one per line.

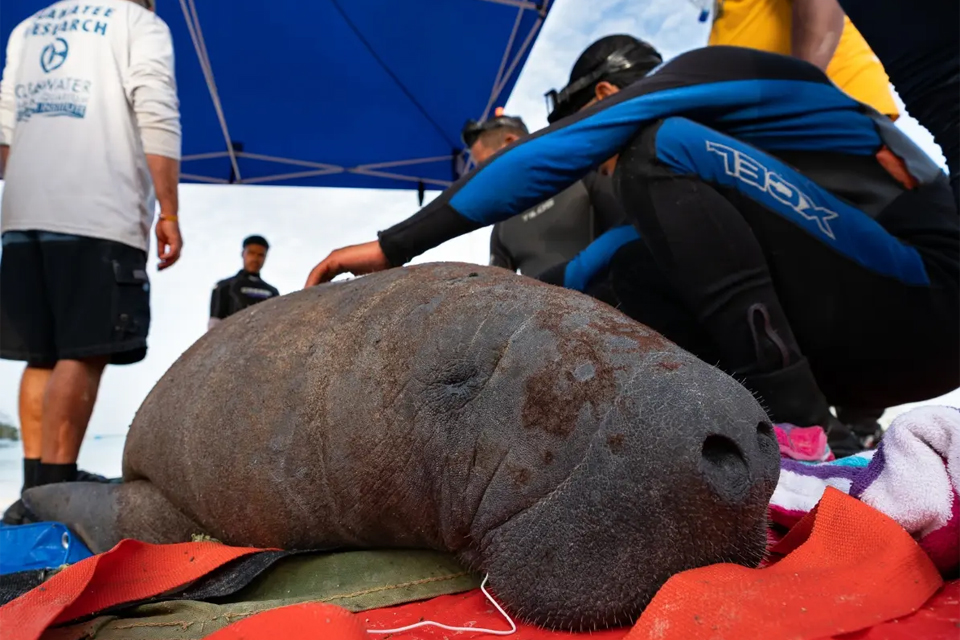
left=366, top=574, right=517, bottom=636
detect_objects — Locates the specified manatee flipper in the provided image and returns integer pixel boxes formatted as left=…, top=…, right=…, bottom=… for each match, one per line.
left=22, top=480, right=206, bottom=554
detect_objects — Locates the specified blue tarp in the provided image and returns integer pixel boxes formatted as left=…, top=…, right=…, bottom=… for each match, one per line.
left=0, top=522, right=92, bottom=574
left=0, top=0, right=554, bottom=191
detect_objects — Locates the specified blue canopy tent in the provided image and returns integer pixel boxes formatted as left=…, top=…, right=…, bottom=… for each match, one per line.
left=0, top=0, right=554, bottom=195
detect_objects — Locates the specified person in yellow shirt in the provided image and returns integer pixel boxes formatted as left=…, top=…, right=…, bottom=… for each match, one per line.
left=708, top=0, right=898, bottom=119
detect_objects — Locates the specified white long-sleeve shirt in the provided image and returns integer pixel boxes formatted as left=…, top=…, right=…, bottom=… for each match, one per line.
left=0, top=0, right=181, bottom=252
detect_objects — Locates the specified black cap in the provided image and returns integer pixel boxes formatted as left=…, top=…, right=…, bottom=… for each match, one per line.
left=243, top=235, right=269, bottom=250
left=544, top=38, right=662, bottom=124
left=460, top=110, right=529, bottom=148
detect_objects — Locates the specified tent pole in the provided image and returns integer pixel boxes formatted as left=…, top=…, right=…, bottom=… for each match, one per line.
left=474, top=0, right=540, bottom=11
left=480, top=7, right=524, bottom=122
left=179, top=0, right=242, bottom=183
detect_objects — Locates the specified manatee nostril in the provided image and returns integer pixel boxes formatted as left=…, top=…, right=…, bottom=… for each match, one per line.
left=756, top=420, right=778, bottom=455
left=700, top=434, right=749, bottom=501
left=702, top=434, right=744, bottom=466
left=756, top=421, right=774, bottom=438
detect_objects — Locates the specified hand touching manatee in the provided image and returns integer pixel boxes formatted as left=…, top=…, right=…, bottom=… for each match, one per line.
left=304, top=240, right=390, bottom=287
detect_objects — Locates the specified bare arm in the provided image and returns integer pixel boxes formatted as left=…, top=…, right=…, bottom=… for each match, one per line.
left=126, top=9, right=183, bottom=268
left=146, top=153, right=179, bottom=216
left=0, top=146, right=8, bottom=178
left=792, top=0, right=845, bottom=71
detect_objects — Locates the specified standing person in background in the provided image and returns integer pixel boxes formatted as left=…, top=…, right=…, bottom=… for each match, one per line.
left=0, top=0, right=182, bottom=523
left=707, top=0, right=899, bottom=119
left=208, top=235, right=280, bottom=330
left=463, top=110, right=624, bottom=280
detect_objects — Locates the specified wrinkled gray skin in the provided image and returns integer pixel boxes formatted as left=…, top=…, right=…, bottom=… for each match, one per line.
left=24, top=263, right=780, bottom=631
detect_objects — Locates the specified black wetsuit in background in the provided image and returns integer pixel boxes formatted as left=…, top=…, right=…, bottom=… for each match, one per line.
left=488, top=171, right=624, bottom=278
left=210, top=270, right=280, bottom=322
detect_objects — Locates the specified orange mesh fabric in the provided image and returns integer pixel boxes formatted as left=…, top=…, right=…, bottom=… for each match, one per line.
left=834, top=580, right=960, bottom=639
left=0, top=539, right=263, bottom=640
left=626, top=488, right=943, bottom=640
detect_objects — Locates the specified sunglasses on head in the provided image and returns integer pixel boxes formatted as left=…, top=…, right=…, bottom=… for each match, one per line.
left=460, top=114, right=528, bottom=148
left=544, top=42, right=662, bottom=124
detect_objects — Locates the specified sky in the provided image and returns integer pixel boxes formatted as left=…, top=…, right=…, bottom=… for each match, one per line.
left=0, top=0, right=954, bottom=436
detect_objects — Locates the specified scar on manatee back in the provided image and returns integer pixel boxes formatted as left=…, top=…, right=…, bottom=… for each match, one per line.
left=521, top=308, right=672, bottom=437
left=587, top=314, right=671, bottom=353
left=607, top=434, right=625, bottom=453
left=521, top=335, right=616, bottom=437
left=509, top=464, right=532, bottom=486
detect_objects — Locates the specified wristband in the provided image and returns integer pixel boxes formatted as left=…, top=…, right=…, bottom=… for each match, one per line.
left=159, top=214, right=179, bottom=222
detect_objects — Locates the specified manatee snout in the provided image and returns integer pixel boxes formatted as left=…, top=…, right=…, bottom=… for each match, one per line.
left=479, top=370, right=780, bottom=631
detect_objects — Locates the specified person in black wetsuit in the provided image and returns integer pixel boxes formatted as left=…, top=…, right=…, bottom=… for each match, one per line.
left=304, top=39, right=959, bottom=458
left=462, top=111, right=625, bottom=280
left=208, top=235, right=280, bottom=330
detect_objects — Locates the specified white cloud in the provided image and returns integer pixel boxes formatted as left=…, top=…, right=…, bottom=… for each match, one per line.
left=0, top=2, right=954, bottom=443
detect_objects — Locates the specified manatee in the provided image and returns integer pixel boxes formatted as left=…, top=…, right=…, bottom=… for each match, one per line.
left=24, top=262, right=780, bottom=630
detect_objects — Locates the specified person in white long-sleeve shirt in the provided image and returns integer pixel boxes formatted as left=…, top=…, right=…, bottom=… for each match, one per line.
left=0, top=0, right=182, bottom=522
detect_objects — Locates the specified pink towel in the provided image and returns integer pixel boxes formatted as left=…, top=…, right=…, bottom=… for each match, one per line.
left=774, top=423, right=834, bottom=462
left=769, top=405, right=960, bottom=575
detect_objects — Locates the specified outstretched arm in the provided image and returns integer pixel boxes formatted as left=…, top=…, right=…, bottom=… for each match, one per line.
left=304, top=79, right=666, bottom=288
left=791, top=0, right=845, bottom=71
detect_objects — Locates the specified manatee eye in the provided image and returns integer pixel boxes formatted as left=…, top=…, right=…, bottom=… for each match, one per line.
left=438, top=362, right=479, bottom=387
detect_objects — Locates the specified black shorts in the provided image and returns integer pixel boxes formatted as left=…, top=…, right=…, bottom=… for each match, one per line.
left=0, top=230, right=151, bottom=366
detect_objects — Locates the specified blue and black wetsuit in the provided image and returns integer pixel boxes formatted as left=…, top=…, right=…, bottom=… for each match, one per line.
left=378, top=46, right=959, bottom=434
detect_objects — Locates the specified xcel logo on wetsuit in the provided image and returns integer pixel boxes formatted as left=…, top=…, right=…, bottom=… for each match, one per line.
left=706, top=141, right=839, bottom=239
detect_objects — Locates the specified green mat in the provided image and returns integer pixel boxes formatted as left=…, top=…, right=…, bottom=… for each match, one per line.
left=42, top=549, right=480, bottom=640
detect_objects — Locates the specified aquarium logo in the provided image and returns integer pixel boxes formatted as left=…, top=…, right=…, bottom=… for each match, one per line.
left=40, top=37, right=69, bottom=73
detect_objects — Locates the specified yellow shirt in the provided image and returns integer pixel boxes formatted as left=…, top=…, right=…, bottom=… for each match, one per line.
left=709, top=0, right=899, bottom=118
